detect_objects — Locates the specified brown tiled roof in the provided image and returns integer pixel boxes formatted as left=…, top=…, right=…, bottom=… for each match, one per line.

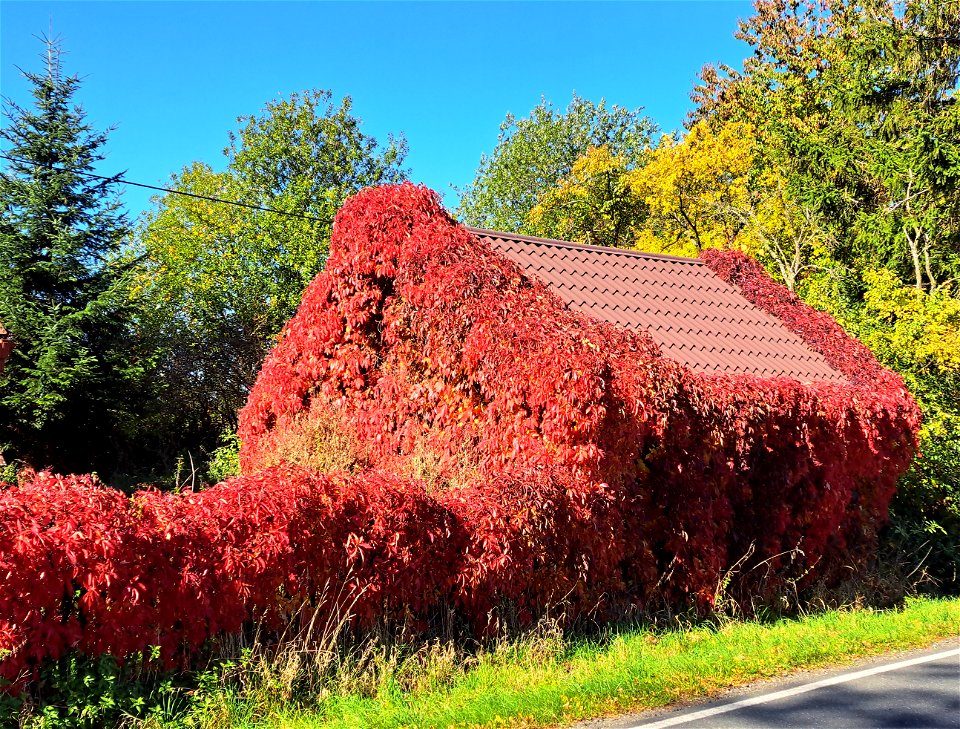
left=469, top=228, right=846, bottom=383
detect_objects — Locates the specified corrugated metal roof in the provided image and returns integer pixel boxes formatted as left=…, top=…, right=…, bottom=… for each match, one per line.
left=469, top=227, right=846, bottom=384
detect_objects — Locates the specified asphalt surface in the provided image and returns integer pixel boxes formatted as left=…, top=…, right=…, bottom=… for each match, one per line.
left=577, top=639, right=960, bottom=729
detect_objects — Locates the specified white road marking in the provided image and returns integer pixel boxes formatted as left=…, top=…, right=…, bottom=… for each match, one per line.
left=628, top=645, right=960, bottom=728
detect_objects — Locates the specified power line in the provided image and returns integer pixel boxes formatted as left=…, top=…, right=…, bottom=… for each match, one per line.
left=0, top=153, right=326, bottom=223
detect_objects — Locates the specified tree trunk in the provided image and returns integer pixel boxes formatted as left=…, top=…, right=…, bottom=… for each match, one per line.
left=906, top=224, right=924, bottom=291
left=0, top=322, right=13, bottom=375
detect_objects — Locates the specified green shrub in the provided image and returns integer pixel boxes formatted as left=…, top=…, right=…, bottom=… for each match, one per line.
left=3, top=649, right=185, bottom=729
left=206, top=431, right=242, bottom=483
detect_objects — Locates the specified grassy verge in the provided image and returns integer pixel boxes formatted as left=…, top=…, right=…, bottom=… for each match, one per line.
left=167, top=597, right=959, bottom=729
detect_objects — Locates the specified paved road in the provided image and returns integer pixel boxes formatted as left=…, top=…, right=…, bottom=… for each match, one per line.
left=580, top=640, right=960, bottom=729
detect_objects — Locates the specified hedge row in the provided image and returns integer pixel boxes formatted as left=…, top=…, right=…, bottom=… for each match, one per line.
left=1, top=462, right=634, bottom=683
left=0, top=465, right=458, bottom=683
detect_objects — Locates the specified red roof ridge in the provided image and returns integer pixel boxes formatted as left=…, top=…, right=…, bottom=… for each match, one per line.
left=466, top=226, right=706, bottom=265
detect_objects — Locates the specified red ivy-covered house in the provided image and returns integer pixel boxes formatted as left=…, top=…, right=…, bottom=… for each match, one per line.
left=0, top=184, right=922, bottom=683
left=239, top=182, right=920, bottom=615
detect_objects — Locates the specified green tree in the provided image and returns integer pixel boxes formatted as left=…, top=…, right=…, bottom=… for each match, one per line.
left=802, top=268, right=960, bottom=587
left=692, top=0, right=960, bottom=588
left=458, top=94, right=655, bottom=234
left=0, top=37, right=139, bottom=474
left=692, top=0, right=960, bottom=288
left=132, top=91, right=408, bottom=473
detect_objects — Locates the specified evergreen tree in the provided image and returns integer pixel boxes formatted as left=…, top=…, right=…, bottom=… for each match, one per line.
left=0, top=36, right=137, bottom=474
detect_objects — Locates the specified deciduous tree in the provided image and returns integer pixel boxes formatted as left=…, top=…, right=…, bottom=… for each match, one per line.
left=458, top=94, right=655, bottom=234
left=629, top=121, right=756, bottom=256
left=132, top=91, right=408, bottom=470
left=693, top=0, right=960, bottom=288
left=526, top=145, right=646, bottom=247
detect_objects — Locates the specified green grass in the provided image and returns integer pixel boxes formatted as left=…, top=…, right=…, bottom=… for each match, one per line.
left=172, top=597, right=959, bottom=729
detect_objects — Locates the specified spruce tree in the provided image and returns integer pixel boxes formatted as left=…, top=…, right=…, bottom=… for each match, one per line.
left=0, top=36, right=137, bottom=473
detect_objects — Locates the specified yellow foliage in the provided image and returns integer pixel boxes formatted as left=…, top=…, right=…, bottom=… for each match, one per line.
left=627, top=121, right=831, bottom=290
left=627, top=121, right=758, bottom=255
left=521, top=121, right=829, bottom=291
left=526, top=145, right=645, bottom=248
left=861, top=269, right=960, bottom=373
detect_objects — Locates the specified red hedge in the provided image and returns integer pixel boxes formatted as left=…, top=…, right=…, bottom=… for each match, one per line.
left=1, top=184, right=920, bottom=682
left=0, top=466, right=458, bottom=683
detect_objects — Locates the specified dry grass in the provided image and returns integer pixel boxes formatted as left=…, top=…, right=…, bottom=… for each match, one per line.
left=401, top=437, right=481, bottom=492
left=801, top=537, right=941, bottom=614
left=256, top=403, right=366, bottom=474
left=253, top=403, right=483, bottom=494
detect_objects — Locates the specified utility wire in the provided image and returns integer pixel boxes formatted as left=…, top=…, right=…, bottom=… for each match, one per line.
left=0, top=153, right=326, bottom=223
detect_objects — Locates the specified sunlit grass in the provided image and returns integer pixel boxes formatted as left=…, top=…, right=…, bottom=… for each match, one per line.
left=157, top=597, right=959, bottom=729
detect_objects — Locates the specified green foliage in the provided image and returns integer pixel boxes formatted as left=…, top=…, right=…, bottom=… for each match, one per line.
left=798, top=267, right=959, bottom=590
left=228, top=90, right=408, bottom=224
left=3, top=649, right=185, bottom=729
left=0, top=36, right=142, bottom=475
left=458, top=93, right=655, bottom=234
left=0, top=457, right=18, bottom=485
left=694, top=0, right=960, bottom=288
left=846, top=270, right=959, bottom=589
left=206, top=431, right=241, bottom=483
left=130, top=90, right=408, bottom=476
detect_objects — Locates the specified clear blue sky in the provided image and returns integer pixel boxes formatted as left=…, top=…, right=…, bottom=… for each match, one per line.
left=1, top=1, right=754, bottom=221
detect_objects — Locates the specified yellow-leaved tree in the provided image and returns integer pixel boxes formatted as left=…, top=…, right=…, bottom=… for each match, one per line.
left=629, top=120, right=832, bottom=290
left=628, top=121, right=755, bottom=257
left=528, top=120, right=832, bottom=291
left=526, top=145, right=646, bottom=248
